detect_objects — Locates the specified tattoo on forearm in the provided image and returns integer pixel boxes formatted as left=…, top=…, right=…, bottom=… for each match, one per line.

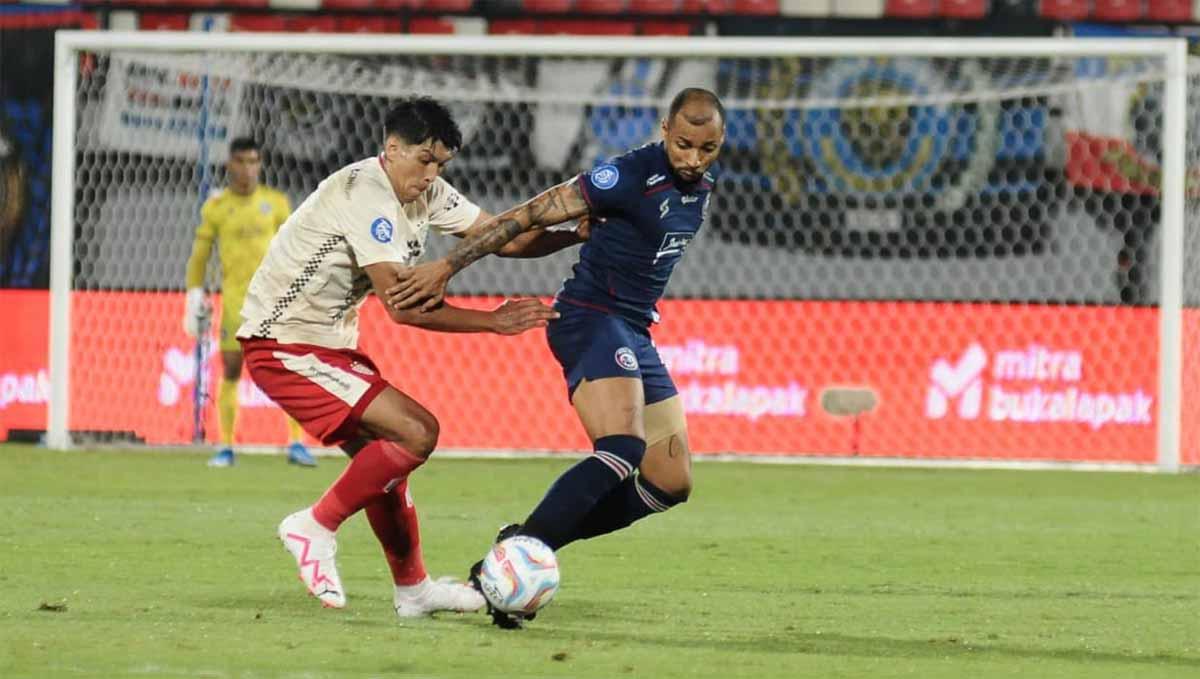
left=446, top=217, right=525, bottom=273
left=445, top=181, right=588, bottom=273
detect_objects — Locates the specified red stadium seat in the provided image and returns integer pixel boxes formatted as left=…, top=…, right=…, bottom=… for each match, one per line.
left=337, top=16, right=405, bottom=32
left=1145, top=0, right=1190, bottom=19
left=322, top=0, right=379, bottom=8
left=522, top=0, right=576, bottom=11
left=886, top=0, right=938, bottom=16
left=171, top=0, right=264, bottom=6
left=539, top=19, right=638, bottom=33
left=941, top=0, right=988, bottom=16
left=683, top=0, right=737, bottom=10
left=1092, top=0, right=1144, bottom=20
left=138, top=12, right=189, bottom=30
left=409, top=16, right=457, bottom=32
left=577, top=0, right=629, bottom=11
left=629, top=0, right=683, bottom=11
left=733, top=0, right=781, bottom=12
left=416, top=0, right=476, bottom=10
left=489, top=18, right=540, bottom=33
left=641, top=20, right=699, bottom=33
left=289, top=15, right=340, bottom=32
left=1038, top=0, right=1089, bottom=19
left=230, top=14, right=289, bottom=31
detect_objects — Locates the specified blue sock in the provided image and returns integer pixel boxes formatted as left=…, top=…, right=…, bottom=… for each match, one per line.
left=520, top=435, right=645, bottom=550
left=556, top=474, right=683, bottom=549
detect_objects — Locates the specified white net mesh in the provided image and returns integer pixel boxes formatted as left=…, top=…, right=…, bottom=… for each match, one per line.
left=60, top=44, right=1200, bottom=465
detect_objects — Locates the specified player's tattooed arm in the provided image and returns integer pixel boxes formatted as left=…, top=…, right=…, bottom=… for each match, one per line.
left=388, top=180, right=589, bottom=311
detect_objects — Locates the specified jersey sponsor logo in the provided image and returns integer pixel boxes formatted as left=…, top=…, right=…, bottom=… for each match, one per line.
left=645, top=173, right=667, bottom=187
left=370, top=217, right=394, bottom=244
left=681, top=195, right=700, bottom=204
left=259, top=201, right=272, bottom=214
left=659, top=197, right=670, bottom=219
left=653, top=231, right=694, bottom=264
left=591, top=164, right=620, bottom=190
left=615, top=347, right=639, bottom=371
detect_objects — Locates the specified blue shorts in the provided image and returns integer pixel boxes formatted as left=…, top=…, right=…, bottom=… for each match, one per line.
left=546, top=302, right=677, bottom=405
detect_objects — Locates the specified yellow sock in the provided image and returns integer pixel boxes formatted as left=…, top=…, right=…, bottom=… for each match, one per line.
left=286, top=416, right=304, bottom=445
left=218, top=379, right=239, bottom=447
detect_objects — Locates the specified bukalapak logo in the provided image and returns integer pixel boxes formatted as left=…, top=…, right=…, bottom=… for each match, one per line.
left=926, top=343, right=1153, bottom=429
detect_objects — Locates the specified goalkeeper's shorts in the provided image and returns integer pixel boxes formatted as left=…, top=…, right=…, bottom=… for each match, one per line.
left=239, top=337, right=389, bottom=446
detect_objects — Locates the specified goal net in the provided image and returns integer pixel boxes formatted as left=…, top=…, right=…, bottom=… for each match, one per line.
left=47, top=34, right=1199, bottom=469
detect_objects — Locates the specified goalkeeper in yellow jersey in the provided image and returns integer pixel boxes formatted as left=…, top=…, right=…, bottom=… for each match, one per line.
left=183, top=137, right=316, bottom=468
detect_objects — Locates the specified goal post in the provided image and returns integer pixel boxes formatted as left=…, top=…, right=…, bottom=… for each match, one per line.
left=47, top=32, right=1194, bottom=471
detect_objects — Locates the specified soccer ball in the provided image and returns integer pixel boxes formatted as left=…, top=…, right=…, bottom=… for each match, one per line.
left=477, top=536, right=560, bottom=616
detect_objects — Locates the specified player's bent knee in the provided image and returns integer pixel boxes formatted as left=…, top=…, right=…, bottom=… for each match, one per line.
left=642, top=427, right=693, bottom=502
left=650, top=471, right=692, bottom=503
left=405, top=416, right=440, bottom=458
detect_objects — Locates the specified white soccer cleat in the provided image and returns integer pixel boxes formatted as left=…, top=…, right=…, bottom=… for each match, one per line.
left=393, top=576, right=486, bottom=618
left=278, top=508, right=346, bottom=609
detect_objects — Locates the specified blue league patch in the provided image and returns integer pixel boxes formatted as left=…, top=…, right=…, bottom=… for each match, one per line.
left=370, top=217, right=394, bottom=243
left=590, top=164, right=620, bottom=190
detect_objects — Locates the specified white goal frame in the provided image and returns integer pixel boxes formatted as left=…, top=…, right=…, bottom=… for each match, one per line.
left=47, top=32, right=1189, bottom=471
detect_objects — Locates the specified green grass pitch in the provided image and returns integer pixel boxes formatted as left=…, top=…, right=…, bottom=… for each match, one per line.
left=0, top=443, right=1196, bottom=678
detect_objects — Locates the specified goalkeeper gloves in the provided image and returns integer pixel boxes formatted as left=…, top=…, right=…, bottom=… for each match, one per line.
left=183, top=287, right=210, bottom=337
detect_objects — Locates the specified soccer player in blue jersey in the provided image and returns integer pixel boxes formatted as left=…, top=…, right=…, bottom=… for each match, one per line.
left=387, top=88, right=725, bottom=626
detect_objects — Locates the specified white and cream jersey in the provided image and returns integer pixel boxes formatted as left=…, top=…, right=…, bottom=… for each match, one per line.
left=237, top=155, right=480, bottom=349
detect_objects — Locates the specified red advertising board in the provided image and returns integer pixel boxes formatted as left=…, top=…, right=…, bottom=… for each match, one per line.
left=2, top=289, right=1196, bottom=465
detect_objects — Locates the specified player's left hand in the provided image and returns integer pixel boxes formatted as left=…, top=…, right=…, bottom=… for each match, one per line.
left=489, top=298, right=560, bottom=335
left=388, top=260, right=453, bottom=312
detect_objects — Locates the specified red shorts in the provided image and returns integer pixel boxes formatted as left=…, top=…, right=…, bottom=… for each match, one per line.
left=240, top=337, right=390, bottom=446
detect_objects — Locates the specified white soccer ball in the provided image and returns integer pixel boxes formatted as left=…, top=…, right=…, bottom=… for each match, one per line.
left=477, top=536, right=560, bottom=616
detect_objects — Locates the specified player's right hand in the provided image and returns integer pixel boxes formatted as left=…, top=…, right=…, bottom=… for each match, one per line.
left=183, top=287, right=210, bottom=337
left=489, top=298, right=559, bottom=336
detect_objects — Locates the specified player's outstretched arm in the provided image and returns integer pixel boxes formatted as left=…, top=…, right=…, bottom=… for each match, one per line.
left=388, top=180, right=589, bottom=312
left=366, top=262, right=558, bottom=335
left=461, top=214, right=592, bottom=260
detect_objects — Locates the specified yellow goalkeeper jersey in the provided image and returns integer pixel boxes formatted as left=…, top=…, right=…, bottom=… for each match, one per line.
left=185, top=184, right=291, bottom=303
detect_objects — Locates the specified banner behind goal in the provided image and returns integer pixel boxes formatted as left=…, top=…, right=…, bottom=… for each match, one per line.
left=46, top=34, right=1198, bottom=469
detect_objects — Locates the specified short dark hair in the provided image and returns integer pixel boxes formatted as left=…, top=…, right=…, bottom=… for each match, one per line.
left=666, top=88, right=725, bottom=128
left=384, top=96, right=463, bottom=151
left=229, top=137, right=260, bottom=155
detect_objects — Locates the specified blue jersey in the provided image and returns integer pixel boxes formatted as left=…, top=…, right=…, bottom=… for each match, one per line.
left=557, top=142, right=718, bottom=326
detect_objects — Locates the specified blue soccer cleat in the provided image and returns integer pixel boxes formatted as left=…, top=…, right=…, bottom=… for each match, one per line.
left=207, top=447, right=235, bottom=468
left=287, top=442, right=317, bottom=468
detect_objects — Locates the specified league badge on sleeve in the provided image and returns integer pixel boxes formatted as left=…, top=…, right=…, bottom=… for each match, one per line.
left=371, top=217, right=394, bottom=243
left=591, top=164, right=620, bottom=190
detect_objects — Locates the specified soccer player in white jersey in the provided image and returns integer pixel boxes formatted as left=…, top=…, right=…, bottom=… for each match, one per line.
left=236, top=97, right=581, bottom=618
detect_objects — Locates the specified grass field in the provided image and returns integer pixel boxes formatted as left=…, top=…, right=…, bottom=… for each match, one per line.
left=0, top=443, right=1196, bottom=678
